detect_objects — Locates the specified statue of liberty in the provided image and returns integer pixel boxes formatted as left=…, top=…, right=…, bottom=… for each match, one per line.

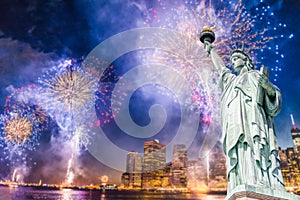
left=200, top=27, right=285, bottom=193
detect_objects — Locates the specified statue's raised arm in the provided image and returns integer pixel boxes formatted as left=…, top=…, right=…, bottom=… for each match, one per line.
left=200, top=26, right=226, bottom=73
left=204, top=41, right=226, bottom=73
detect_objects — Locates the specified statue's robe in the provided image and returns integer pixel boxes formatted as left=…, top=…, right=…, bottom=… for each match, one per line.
left=219, top=67, right=284, bottom=192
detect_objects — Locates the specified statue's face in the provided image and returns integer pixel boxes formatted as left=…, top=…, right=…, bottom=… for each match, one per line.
left=230, top=53, right=247, bottom=72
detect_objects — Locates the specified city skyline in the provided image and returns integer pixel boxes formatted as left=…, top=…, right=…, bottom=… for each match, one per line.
left=120, top=137, right=300, bottom=191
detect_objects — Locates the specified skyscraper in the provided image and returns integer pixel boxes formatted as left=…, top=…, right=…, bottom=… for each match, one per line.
left=143, top=139, right=166, bottom=172
left=142, top=139, right=166, bottom=188
left=279, top=147, right=300, bottom=187
left=187, top=159, right=208, bottom=190
left=171, top=144, right=188, bottom=188
left=291, top=115, right=300, bottom=153
left=126, top=151, right=142, bottom=188
left=126, top=151, right=142, bottom=173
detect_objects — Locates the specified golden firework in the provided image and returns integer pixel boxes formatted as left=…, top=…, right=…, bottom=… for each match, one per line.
left=4, top=117, right=32, bottom=144
left=44, top=69, right=96, bottom=112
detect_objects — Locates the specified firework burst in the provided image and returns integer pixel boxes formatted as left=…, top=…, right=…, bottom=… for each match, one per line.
left=142, top=0, right=289, bottom=80
left=4, top=116, right=32, bottom=144
left=42, top=66, right=96, bottom=113
left=4, top=84, right=49, bottom=130
left=0, top=111, right=41, bottom=168
left=0, top=111, right=40, bottom=149
left=38, top=59, right=98, bottom=132
left=0, top=84, right=50, bottom=167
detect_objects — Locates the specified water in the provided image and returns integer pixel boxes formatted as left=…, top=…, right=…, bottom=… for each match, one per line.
left=0, top=186, right=226, bottom=200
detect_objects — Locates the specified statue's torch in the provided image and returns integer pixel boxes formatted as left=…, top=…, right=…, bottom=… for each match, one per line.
left=199, top=26, right=215, bottom=44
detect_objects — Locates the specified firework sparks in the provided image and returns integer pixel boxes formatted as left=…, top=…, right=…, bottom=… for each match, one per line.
left=1, top=85, right=49, bottom=159
left=82, top=56, right=126, bottom=127
left=43, top=67, right=96, bottom=112
left=96, top=65, right=126, bottom=126
left=65, top=156, right=75, bottom=185
left=73, top=125, right=93, bottom=149
left=4, top=85, right=49, bottom=130
left=38, top=59, right=98, bottom=134
left=136, top=32, right=218, bottom=125
left=12, top=168, right=17, bottom=182
left=0, top=109, right=42, bottom=167
left=4, top=116, right=32, bottom=144
left=143, top=0, right=289, bottom=81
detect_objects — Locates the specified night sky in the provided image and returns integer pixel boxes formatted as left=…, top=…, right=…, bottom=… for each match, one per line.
left=0, top=0, right=300, bottom=185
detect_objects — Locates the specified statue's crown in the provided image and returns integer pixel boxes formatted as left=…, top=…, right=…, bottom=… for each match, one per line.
left=230, top=49, right=251, bottom=60
left=228, top=44, right=254, bottom=69
left=228, top=43, right=251, bottom=60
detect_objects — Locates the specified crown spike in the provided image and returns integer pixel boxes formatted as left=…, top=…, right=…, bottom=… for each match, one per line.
left=226, top=46, right=233, bottom=54
left=241, top=43, right=244, bottom=51
left=233, top=43, right=237, bottom=50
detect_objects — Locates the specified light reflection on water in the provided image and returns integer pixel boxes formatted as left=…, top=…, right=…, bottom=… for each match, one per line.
left=0, top=186, right=226, bottom=200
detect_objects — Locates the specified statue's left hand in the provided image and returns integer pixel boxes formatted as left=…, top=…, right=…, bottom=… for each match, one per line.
left=257, top=72, right=276, bottom=96
left=257, top=72, right=269, bottom=89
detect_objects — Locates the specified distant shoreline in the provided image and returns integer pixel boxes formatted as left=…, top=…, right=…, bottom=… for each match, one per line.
left=0, top=183, right=227, bottom=195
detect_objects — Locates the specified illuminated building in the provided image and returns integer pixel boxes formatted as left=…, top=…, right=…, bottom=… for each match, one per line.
left=143, top=139, right=166, bottom=172
left=279, top=147, right=288, bottom=163
left=187, top=159, right=208, bottom=190
left=142, top=139, right=166, bottom=188
left=279, top=147, right=300, bottom=187
left=279, top=147, right=289, bottom=184
left=208, top=149, right=227, bottom=190
left=291, top=126, right=300, bottom=153
left=163, top=162, right=172, bottom=187
left=126, top=151, right=142, bottom=188
left=121, top=172, right=130, bottom=187
left=209, top=149, right=226, bottom=179
left=187, top=142, right=227, bottom=191
left=290, top=114, right=300, bottom=153
left=171, top=144, right=187, bottom=188
left=187, top=155, right=211, bottom=190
